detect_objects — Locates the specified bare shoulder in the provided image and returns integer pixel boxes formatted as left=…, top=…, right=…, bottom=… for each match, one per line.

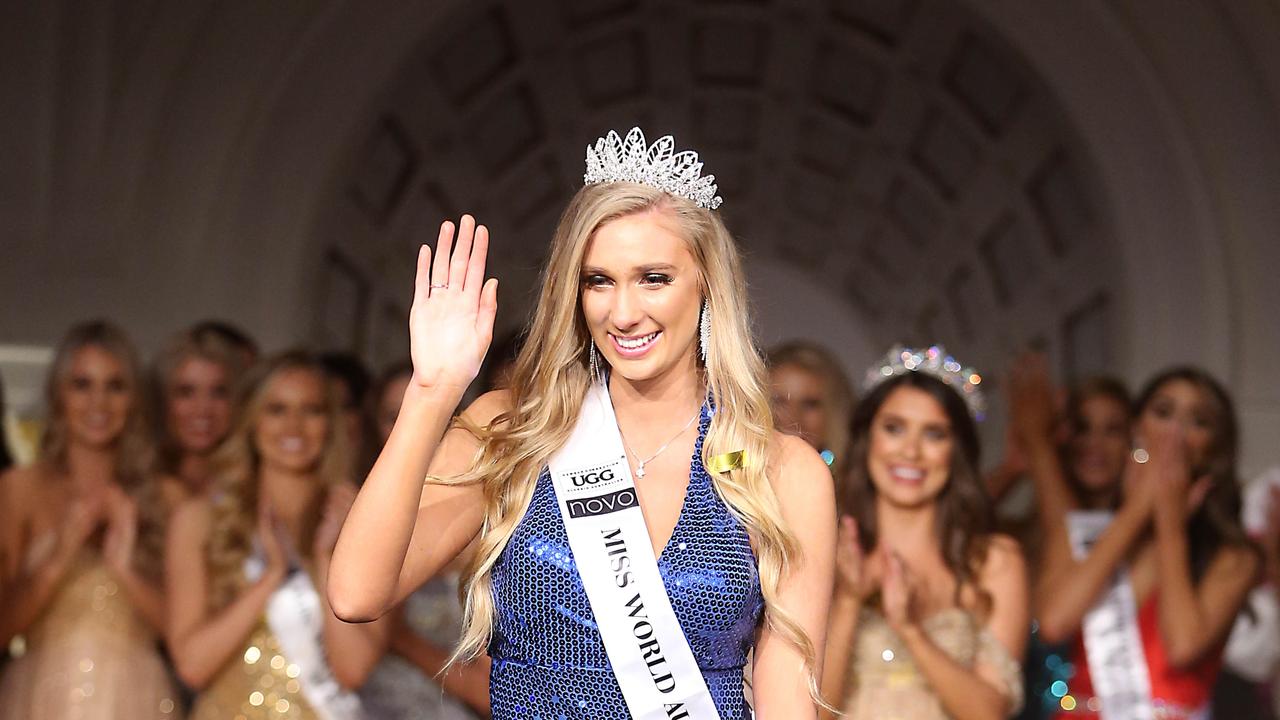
left=979, top=533, right=1027, bottom=586
left=0, top=464, right=45, bottom=521
left=169, top=495, right=214, bottom=540
left=459, top=389, right=514, bottom=428
left=767, top=431, right=836, bottom=513
left=1211, top=542, right=1261, bottom=577
left=157, top=473, right=193, bottom=511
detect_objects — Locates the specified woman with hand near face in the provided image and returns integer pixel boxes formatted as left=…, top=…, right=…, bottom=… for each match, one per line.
left=153, top=325, right=249, bottom=504
left=821, top=349, right=1030, bottom=720
left=166, top=352, right=388, bottom=720
left=0, top=320, right=180, bottom=719
left=328, top=128, right=836, bottom=719
left=1020, top=363, right=1258, bottom=719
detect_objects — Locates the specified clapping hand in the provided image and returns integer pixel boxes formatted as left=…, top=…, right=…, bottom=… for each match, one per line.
left=313, top=484, right=358, bottom=560
left=102, top=485, right=139, bottom=577
left=834, top=516, right=879, bottom=603
left=881, top=551, right=922, bottom=632
left=258, top=499, right=294, bottom=584
left=409, top=215, right=499, bottom=393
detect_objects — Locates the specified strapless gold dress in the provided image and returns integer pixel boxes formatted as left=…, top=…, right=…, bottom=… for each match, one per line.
left=0, top=550, right=182, bottom=719
left=189, top=620, right=320, bottom=720
left=841, top=607, right=1024, bottom=720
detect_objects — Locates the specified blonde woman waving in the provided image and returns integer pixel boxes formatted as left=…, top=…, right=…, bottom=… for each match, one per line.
left=328, top=128, right=836, bottom=719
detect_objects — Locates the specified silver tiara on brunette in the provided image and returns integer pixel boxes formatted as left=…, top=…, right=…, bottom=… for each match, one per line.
left=584, top=127, right=723, bottom=210
left=864, top=345, right=986, bottom=421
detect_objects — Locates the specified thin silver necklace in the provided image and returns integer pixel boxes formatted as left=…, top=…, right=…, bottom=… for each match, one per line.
left=620, top=408, right=701, bottom=479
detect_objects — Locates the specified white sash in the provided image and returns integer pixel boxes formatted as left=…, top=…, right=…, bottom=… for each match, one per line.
left=1066, top=511, right=1154, bottom=720
left=547, top=382, right=722, bottom=720
left=245, top=556, right=366, bottom=720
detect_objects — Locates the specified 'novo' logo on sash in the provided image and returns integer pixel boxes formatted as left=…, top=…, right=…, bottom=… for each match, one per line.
left=567, top=488, right=638, bottom=518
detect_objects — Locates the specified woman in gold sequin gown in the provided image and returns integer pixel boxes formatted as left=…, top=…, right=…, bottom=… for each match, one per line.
left=0, top=321, right=181, bottom=719
left=165, top=352, right=389, bottom=720
left=820, top=357, right=1029, bottom=720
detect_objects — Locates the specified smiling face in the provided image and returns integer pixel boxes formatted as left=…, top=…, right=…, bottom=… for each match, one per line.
left=1137, top=378, right=1217, bottom=471
left=166, top=355, right=233, bottom=456
left=60, top=345, right=133, bottom=450
left=580, top=208, right=704, bottom=385
left=770, top=363, right=828, bottom=451
left=866, top=385, right=954, bottom=508
left=1069, top=392, right=1130, bottom=494
left=252, top=368, right=330, bottom=475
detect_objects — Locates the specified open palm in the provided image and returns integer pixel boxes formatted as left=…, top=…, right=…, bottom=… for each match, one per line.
left=409, top=214, right=499, bottom=391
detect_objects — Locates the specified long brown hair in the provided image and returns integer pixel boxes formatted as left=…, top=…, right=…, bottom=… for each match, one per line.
left=1133, top=367, right=1254, bottom=580
left=841, top=372, right=993, bottom=605
left=39, top=320, right=164, bottom=579
left=204, top=351, right=350, bottom=608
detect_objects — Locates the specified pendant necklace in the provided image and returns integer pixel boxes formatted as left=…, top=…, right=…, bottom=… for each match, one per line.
left=620, top=408, right=701, bottom=479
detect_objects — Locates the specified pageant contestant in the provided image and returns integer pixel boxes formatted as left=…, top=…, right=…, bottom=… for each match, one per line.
left=821, top=346, right=1029, bottom=720
left=329, top=128, right=837, bottom=719
left=1002, top=357, right=1132, bottom=717
left=1020, top=364, right=1257, bottom=719
left=767, top=340, right=855, bottom=480
left=0, top=321, right=181, bottom=719
left=166, top=352, right=387, bottom=720
left=152, top=324, right=250, bottom=502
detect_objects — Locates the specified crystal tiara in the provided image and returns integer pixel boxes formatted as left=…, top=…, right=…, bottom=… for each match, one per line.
left=863, top=345, right=986, bottom=420
left=583, top=127, right=723, bottom=210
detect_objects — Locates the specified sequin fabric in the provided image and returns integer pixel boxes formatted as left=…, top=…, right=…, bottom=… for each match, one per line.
left=0, top=547, right=181, bottom=719
left=841, top=607, right=1024, bottom=720
left=488, top=405, right=763, bottom=719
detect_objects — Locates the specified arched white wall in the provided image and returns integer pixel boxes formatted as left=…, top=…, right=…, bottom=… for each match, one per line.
left=2, top=0, right=1278, bottom=472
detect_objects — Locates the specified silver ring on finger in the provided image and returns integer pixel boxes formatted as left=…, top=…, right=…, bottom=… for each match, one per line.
left=1132, top=448, right=1150, bottom=464
left=430, top=283, right=449, bottom=290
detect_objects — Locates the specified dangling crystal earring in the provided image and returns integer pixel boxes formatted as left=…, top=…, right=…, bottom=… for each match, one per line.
left=588, top=340, right=602, bottom=383
left=699, top=299, right=711, bottom=363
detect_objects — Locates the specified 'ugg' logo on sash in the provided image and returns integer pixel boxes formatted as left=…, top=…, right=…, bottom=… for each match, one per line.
left=566, top=488, right=638, bottom=518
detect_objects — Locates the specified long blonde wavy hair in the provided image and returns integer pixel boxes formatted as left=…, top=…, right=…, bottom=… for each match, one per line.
left=151, top=323, right=253, bottom=477
left=443, top=182, right=822, bottom=697
left=38, top=320, right=166, bottom=580
left=204, top=351, right=350, bottom=609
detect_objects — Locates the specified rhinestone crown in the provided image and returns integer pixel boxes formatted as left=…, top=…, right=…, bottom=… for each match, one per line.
left=863, top=345, right=986, bottom=420
left=584, top=127, right=723, bottom=210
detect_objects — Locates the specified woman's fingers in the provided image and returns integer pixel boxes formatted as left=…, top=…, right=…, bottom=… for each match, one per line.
left=449, top=215, right=475, bottom=291
left=464, top=223, right=490, bottom=296
left=431, top=220, right=455, bottom=291
left=412, top=243, right=432, bottom=305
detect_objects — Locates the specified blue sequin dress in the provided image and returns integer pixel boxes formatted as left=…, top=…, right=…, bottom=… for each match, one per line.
left=488, top=405, right=764, bottom=719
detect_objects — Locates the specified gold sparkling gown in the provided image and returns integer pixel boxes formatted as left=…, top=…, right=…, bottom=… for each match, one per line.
left=0, top=546, right=182, bottom=719
left=189, top=620, right=318, bottom=720
left=841, top=607, right=1024, bottom=720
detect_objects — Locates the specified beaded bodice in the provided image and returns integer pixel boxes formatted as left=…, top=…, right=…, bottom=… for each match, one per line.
left=487, top=405, right=763, bottom=719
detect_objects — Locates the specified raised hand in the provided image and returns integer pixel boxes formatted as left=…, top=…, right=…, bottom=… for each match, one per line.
left=409, top=215, right=499, bottom=392
left=1009, top=352, right=1057, bottom=448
